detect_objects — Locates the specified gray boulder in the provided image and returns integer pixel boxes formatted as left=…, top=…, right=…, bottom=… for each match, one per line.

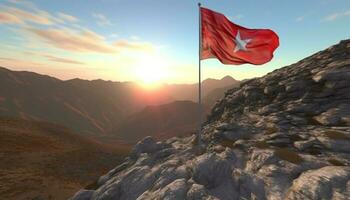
left=286, top=166, right=350, bottom=200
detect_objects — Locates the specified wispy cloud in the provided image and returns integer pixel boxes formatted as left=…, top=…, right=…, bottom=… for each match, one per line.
left=93, top=13, right=113, bottom=26
left=27, top=27, right=116, bottom=53
left=0, top=5, right=55, bottom=25
left=26, top=26, right=156, bottom=54
left=0, top=0, right=161, bottom=81
left=0, top=3, right=81, bottom=26
left=323, top=10, right=350, bottom=21
left=57, top=12, right=79, bottom=23
left=44, top=55, right=85, bottom=65
left=0, top=11, right=23, bottom=24
left=114, top=40, right=154, bottom=52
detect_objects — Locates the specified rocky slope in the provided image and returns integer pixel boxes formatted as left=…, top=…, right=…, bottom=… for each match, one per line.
left=71, top=40, right=350, bottom=200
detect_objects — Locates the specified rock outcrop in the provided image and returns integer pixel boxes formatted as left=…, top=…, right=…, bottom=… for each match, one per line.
left=71, top=40, right=350, bottom=200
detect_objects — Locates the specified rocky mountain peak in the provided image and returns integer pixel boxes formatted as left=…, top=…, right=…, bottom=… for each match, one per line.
left=71, top=40, right=350, bottom=200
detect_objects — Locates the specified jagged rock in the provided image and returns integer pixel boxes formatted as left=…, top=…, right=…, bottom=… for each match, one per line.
left=70, top=190, right=93, bottom=200
left=186, top=183, right=215, bottom=200
left=286, top=166, right=350, bottom=200
left=312, top=68, right=350, bottom=83
left=313, top=104, right=350, bottom=126
left=71, top=40, right=350, bottom=200
left=157, top=178, right=189, bottom=200
left=192, top=153, right=232, bottom=188
left=218, top=130, right=249, bottom=141
left=138, top=178, right=189, bottom=200
left=97, top=161, right=130, bottom=186
left=294, top=138, right=317, bottom=151
left=317, top=136, right=350, bottom=153
left=232, top=169, right=267, bottom=200
left=130, top=136, right=169, bottom=159
left=246, top=149, right=278, bottom=172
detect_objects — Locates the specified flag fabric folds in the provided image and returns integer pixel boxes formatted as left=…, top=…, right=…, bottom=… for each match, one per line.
left=200, top=7, right=279, bottom=65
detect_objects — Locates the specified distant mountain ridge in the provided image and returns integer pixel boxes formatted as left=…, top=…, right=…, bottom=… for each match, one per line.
left=164, top=75, right=239, bottom=101
left=0, top=66, right=239, bottom=136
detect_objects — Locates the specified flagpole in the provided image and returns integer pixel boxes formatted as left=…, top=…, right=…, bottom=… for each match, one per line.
left=197, top=2, right=202, bottom=147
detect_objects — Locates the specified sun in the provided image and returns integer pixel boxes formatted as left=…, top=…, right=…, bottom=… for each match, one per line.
left=135, top=55, right=169, bottom=89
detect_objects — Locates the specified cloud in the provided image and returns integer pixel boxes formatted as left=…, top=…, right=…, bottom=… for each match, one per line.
left=93, top=13, right=113, bottom=26
left=324, top=10, right=350, bottom=21
left=0, top=11, right=23, bottom=24
left=0, top=56, right=46, bottom=69
left=26, top=25, right=156, bottom=54
left=58, top=12, right=79, bottom=23
left=114, top=40, right=155, bottom=52
left=0, top=6, right=57, bottom=25
left=44, top=55, right=85, bottom=65
left=0, top=5, right=58, bottom=25
left=27, top=27, right=116, bottom=53
left=0, top=57, right=18, bottom=61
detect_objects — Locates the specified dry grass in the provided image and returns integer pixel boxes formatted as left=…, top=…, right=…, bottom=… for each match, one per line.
left=324, top=130, right=349, bottom=140
left=275, top=148, right=303, bottom=164
left=0, top=118, right=130, bottom=200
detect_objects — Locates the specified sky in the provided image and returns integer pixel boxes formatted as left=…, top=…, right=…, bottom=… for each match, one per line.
left=0, top=0, right=349, bottom=84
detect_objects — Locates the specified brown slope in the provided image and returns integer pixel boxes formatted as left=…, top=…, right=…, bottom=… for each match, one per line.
left=0, top=117, right=130, bottom=200
left=0, top=67, right=174, bottom=135
left=112, top=101, right=211, bottom=143
left=0, top=66, right=238, bottom=139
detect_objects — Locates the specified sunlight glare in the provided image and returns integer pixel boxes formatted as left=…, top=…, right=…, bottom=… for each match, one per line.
left=135, top=54, right=169, bottom=89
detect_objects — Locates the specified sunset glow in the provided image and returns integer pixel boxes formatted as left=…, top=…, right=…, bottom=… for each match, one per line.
left=0, top=0, right=349, bottom=84
left=134, top=54, right=169, bottom=88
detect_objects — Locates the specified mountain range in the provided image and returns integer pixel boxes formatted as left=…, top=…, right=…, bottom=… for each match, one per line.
left=0, top=67, right=239, bottom=142
left=0, top=66, right=239, bottom=199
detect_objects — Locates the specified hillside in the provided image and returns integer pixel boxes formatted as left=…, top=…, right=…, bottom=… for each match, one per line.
left=0, top=67, right=237, bottom=137
left=0, top=117, right=130, bottom=200
left=165, top=76, right=239, bottom=101
left=202, top=83, right=239, bottom=109
left=0, top=68, right=173, bottom=135
left=71, top=40, right=350, bottom=200
left=113, top=101, right=212, bottom=143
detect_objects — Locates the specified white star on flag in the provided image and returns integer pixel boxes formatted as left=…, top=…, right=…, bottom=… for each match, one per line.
left=233, top=30, right=252, bottom=52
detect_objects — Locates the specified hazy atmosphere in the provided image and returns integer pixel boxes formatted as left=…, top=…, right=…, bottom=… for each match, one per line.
left=0, top=1, right=349, bottom=199
left=1, top=0, right=349, bottom=84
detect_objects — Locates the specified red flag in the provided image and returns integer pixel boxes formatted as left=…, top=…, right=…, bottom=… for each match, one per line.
left=201, top=7, right=279, bottom=65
